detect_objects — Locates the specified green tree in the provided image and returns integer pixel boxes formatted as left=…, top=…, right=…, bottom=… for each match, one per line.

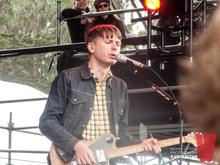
left=0, top=0, right=69, bottom=93
left=0, top=0, right=145, bottom=94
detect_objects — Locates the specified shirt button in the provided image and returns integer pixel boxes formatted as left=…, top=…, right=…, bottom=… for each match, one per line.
left=74, top=98, right=77, bottom=102
left=90, top=108, right=93, bottom=111
left=83, top=125, right=86, bottom=128
left=92, top=90, right=95, bottom=94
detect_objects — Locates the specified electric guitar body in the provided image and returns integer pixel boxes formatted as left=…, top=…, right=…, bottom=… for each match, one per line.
left=50, top=133, right=197, bottom=165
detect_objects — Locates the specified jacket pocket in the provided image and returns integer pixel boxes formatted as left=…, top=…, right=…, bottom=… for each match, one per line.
left=66, top=90, right=86, bottom=118
left=63, top=90, right=86, bottom=133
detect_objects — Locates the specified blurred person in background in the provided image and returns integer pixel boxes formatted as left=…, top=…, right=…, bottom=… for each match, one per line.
left=178, top=3, right=220, bottom=163
left=62, top=0, right=90, bottom=43
left=84, top=0, right=126, bottom=41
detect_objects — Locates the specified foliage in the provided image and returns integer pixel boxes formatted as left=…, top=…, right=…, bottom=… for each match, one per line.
left=0, top=0, right=64, bottom=94
left=0, top=32, right=57, bottom=93
left=0, top=0, right=149, bottom=94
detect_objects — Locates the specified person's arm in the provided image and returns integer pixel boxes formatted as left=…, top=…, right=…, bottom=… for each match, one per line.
left=61, top=8, right=82, bottom=19
left=40, top=72, right=97, bottom=164
left=39, top=73, right=79, bottom=154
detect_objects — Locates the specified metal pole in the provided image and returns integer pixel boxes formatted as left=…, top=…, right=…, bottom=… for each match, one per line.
left=161, top=18, right=165, bottom=51
left=147, top=11, right=152, bottom=67
left=203, top=0, right=207, bottom=34
left=57, top=0, right=61, bottom=45
left=181, top=16, right=185, bottom=51
left=189, top=0, right=193, bottom=63
left=7, top=112, right=13, bottom=165
left=179, top=110, right=184, bottom=165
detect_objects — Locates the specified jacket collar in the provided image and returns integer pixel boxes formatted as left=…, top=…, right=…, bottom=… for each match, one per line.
left=80, top=60, right=113, bottom=89
left=80, top=60, right=93, bottom=80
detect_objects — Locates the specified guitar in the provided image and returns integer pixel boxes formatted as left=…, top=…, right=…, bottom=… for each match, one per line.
left=50, top=133, right=197, bottom=165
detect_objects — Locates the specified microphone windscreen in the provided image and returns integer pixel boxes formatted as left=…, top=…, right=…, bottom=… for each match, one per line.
left=115, top=54, right=127, bottom=63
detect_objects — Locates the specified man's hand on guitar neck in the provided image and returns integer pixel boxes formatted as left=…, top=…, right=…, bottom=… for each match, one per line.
left=141, top=138, right=161, bottom=156
left=74, top=141, right=96, bottom=165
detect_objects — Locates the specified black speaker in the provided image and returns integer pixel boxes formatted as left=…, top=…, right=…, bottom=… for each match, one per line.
left=159, top=0, right=189, bottom=18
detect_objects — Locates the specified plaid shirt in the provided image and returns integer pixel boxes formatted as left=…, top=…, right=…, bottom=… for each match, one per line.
left=82, top=66, right=112, bottom=140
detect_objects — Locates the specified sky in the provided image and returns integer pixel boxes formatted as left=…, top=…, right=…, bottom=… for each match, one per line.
left=0, top=81, right=51, bottom=165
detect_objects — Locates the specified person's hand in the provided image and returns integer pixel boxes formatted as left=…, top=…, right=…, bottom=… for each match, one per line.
left=87, top=12, right=94, bottom=23
left=87, top=17, right=94, bottom=23
left=80, top=18, right=88, bottom=25
left=141, top=138, right=161, bottom=156
left=74, top=141, right=96, bottom=165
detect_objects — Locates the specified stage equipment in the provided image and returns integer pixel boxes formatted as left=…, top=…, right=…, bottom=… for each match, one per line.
left=140, top=0, right=189, bottom=17
left=159, top=0, right=189, bottom=18
left=141, top=0, right=161, bottom=11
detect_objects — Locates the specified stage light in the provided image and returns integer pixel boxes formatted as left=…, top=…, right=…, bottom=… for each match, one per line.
left=142, top=0, right=161, bottom=11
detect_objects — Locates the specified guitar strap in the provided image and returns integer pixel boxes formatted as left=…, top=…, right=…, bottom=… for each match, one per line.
left=111, top=78, right=119, bottom=138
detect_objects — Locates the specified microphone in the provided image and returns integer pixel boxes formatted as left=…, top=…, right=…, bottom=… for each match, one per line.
left=115, top=54, right=147, bottom=68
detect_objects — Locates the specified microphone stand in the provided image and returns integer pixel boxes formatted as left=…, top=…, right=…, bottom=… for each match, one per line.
left=127, top=61, right=184, bottom=165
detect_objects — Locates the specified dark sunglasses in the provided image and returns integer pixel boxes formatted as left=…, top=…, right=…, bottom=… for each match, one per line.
left=97, top=4, right=109, bottom=8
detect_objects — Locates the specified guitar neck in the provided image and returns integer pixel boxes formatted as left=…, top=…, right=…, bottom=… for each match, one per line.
left=106, top=136, right=186, bottom=159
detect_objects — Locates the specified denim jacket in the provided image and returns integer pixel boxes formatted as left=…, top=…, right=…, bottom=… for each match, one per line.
left=39, top=61, right=141, bottom=154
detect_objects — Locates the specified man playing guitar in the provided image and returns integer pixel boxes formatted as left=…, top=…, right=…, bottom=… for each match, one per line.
left=39, top=25, right=161, bottom=165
